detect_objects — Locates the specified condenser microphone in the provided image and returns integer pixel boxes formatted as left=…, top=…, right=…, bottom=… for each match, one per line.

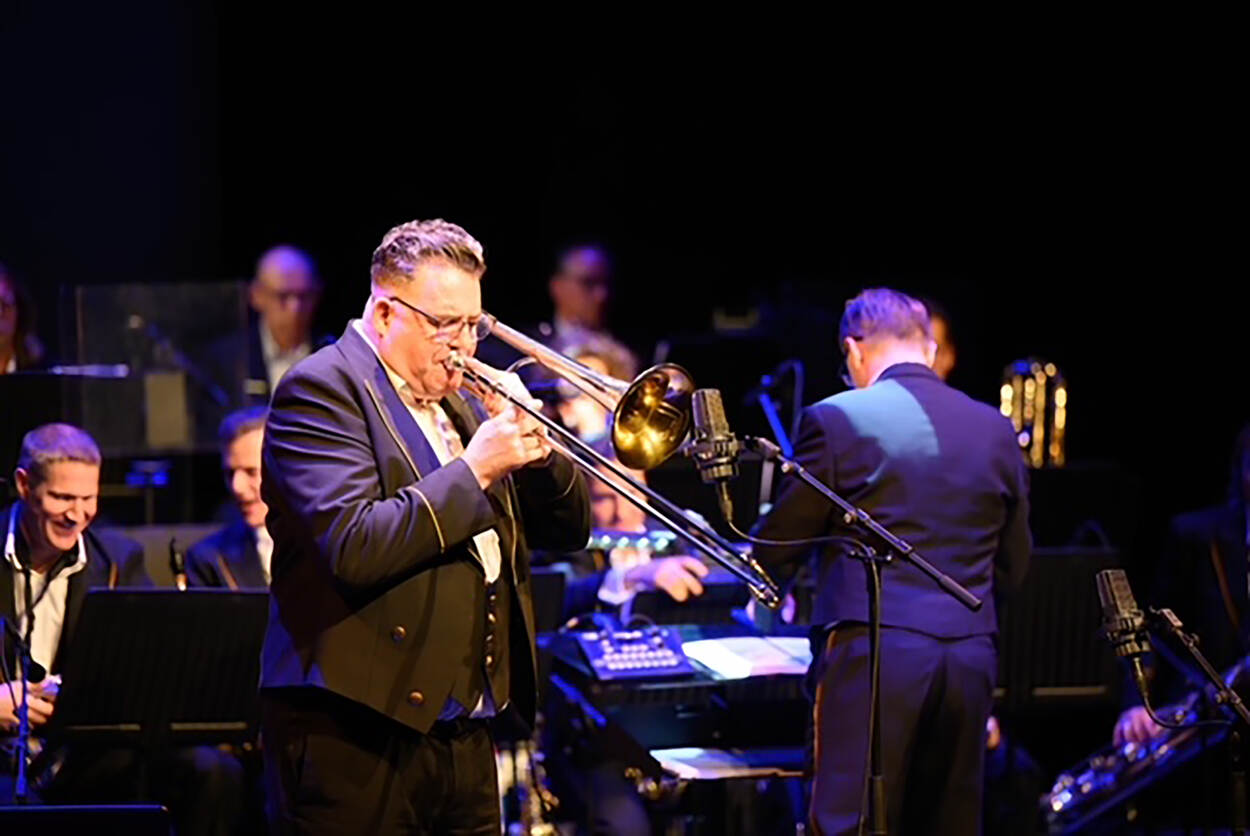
left=1095, top=569, right=1151, bottom=660
left=689, top=388, right=742, bottom=523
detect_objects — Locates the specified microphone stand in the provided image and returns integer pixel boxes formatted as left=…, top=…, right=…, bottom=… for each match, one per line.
left=1, top=613, right=38, bottom=804
left=745, top=436, right=982, bottom=836
left=1148, top=606, right=1250, bottom=830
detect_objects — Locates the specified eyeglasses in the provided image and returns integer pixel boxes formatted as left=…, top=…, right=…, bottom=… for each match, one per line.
left=385, top=296, right=495, bottom=342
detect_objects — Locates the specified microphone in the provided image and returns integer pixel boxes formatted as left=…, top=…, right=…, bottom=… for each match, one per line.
left=1095, top=568, right=1157, bottom=707
left=1095, top=569, right=1150, bottom=659
left=169, top=537, right=187, bottom=592
left=687, top=389, right=743, bottom=522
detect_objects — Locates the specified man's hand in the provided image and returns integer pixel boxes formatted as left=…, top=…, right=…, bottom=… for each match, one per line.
left=462, top=406, right=552, bottom=489
left=473, top=372, right=553, bottom=469
left=626, top=556, right=710, bottom=602
left=1, top=681, right=56, bottom=731
left=1113, top=706, right=1162, bottom=745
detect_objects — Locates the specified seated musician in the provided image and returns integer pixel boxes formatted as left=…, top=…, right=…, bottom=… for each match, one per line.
left=1, top=424, right=243, bottom=836
left=1114, top=424, right=1250, bottom=745
left=186, top=407, right=271, bottom=590
left=554, top=451, right=709, bottom=620
left=539, top=340, right=709, bottom=620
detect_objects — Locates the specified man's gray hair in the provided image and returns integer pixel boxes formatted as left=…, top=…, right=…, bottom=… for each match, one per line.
left=370, top=219, right=486, bottom=288
left=16, top=423, right=102, bottom=485
left=839, top=287, right=933, bottom=348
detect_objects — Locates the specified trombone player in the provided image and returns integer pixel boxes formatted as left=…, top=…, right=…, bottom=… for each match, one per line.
left=258, top=218, right=590, bottom=835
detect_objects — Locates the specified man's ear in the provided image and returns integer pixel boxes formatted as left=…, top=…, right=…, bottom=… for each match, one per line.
left=844, top=337, right=864, bottom=369
left=13, top=468, right=30, bottom=501
left=371, top=297, right=391, bottom=336
left=248, top=279, right=264, bottom=313
left=924, top=338, right=938, bottom=367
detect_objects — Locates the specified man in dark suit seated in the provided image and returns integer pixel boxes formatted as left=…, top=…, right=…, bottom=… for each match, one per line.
left=0, top=423, right=243, bottom=835
left=259, top=218, right=590, bottom=835
left=207, top=245, right=325, bottom=412
left=1114, top=425, right=1250, bottom=743
left=752, top=288, right=1031, bottom=835
left=187, top=407, right=271, bottom=590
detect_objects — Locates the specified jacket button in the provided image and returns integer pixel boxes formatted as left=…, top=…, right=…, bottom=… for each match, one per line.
left=407, top=690, right=424, bottom=706
left=486, top=654, right=495, bottom=668
left=486, top=612, right=497, bottom=624
left=391, top=625, right=407, bottom=642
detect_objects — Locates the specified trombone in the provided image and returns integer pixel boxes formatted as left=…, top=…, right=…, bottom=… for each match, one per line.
left=449, top=319, right=782, bottom=609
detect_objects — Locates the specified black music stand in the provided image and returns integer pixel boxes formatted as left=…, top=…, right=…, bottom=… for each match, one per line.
left=47, top=589, right=268, bottom=750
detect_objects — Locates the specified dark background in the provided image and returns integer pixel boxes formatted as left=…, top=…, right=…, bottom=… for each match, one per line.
left=3, top=8, right=1241, bottom=524
left=0, top=0, right=1243, bottom=799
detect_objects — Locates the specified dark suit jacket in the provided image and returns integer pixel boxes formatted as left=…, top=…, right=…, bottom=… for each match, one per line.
left=259, top=323, right=590, bottom=733
left=0, top=507, right=150, bottom=675
left=752, top=363, right=1031, bottom=639
left=1130, top=502, right=1248, bottom=705
left=186, top=520, right=268, bottom=590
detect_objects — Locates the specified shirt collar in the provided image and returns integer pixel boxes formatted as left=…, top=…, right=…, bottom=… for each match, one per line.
left=259, top=321, right=310, bottom=363
left=350, top=318, right=439, bottom=408
left=875, top=362, right=940, bottom=384
left=4, top=502, right=88, bottom=578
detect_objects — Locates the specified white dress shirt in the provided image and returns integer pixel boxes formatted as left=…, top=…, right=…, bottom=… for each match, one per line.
left=254, top=525, right=274, bottom=586
left=4, top=504, right=88, bottom=672
left=259, top=324, right=311, bottom=392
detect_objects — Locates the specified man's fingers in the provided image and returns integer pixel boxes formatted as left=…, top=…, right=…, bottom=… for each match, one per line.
left=679, top=557, right=710, bottom=577
left=683, top=570, right=705, bottom=598
left=27, top=697, right=54, bottom=725
left=664, top=579, right=689, bottom=602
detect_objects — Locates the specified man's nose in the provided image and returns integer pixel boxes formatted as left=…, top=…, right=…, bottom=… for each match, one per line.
left=449, top=328, right=474, bottom=356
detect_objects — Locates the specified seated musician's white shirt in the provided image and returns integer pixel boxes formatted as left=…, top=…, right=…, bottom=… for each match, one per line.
left=254, top=525, right=273, bottom=586
left=351, top=319, right=502, bottom=583
left=259, top=323, right=311, bottom=392
left=4, top=504, right=89, bottom=672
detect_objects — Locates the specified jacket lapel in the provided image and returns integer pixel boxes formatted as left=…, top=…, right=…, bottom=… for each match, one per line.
left=337, top=323, right=443, bottom=480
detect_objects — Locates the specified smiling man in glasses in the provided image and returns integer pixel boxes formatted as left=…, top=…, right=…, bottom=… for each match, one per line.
left=257, top=218, right=589, bottom=835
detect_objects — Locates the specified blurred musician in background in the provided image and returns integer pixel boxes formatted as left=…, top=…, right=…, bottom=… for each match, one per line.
left=210, top=245, right=324, bottom=407
left=258, top=218, right=589, bottom=834
left=543, top=245, right=636, bottom=377
left=2, top=424, right=148, bottom=759
left=477, top=244, right=638, bottom=382
left=551, top=449, right=708, bottom=620
left=0, top=262, right=46, bottom=374
left=186, top=407, right=272, bottom=590
left=2, top=425, right=243, bottom=836
left=1114, top=424, right=1250, bottom=745
left=535, top=337, right=708, bottom=619
left=752, top=288, right=1031, bottom=835
left=922, top=296, right=957, bottom=383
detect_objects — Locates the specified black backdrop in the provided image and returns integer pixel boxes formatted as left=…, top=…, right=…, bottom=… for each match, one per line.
left=2, top=7, right=1244, bottom=559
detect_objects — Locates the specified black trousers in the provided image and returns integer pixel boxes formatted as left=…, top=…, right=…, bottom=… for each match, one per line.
left=261, top=690, right=500, bottom=836
left=808, top=625, right=996, bottom=836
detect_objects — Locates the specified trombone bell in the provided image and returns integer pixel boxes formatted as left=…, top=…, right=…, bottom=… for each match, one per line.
left=611, top=364, right=694, bottom=470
